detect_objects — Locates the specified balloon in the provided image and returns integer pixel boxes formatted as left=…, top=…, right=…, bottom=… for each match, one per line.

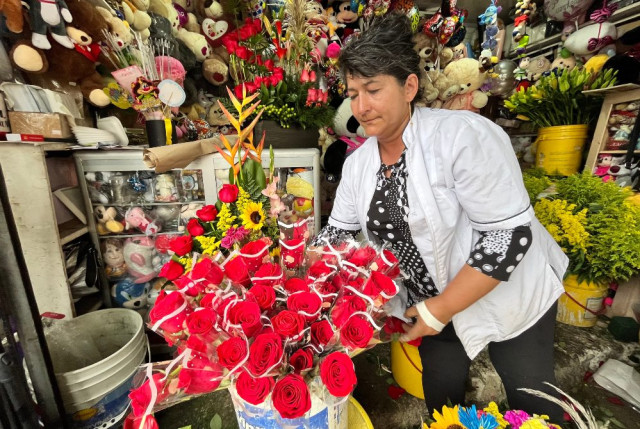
left=489, top=60, right=518, bottom=97
left=544, top=0, right=595, bottom=22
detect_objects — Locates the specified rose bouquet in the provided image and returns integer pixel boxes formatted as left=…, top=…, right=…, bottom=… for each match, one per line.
left=125, top=233, right=401, bottom=428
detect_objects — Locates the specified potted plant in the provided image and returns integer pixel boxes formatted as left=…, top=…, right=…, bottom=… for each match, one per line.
left=505, top=68, right=617, bottom=175
left=525, top=170, right=640, bottom=326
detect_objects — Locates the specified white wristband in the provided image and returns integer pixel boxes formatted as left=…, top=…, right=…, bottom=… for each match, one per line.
left=416, top=301, right=446, bottom=332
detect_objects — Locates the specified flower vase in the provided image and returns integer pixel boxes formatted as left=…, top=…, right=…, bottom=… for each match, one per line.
left=534, top=124, right=588, bottom=176
left=228, top=378, right=349, bottom=429
left=556, top=275, right=609, bottom=327
left=253, top=120, right=320, bottom=149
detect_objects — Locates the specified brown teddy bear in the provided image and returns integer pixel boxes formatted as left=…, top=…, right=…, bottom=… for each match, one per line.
left=412, top=32, right=454, bottom=71
left=10, top=0, right=112, bottom=106
left=0, top=0, right=23, bottom=34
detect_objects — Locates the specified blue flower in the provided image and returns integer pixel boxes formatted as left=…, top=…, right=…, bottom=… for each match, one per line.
left=459, top=405, right=499, bottom=429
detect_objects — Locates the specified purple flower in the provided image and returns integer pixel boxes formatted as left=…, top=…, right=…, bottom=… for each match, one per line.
left=504, top=410, right=531, bottom=429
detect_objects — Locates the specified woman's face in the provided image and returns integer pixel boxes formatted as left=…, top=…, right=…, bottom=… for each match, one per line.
left=346, top=73, right=417, bottom=143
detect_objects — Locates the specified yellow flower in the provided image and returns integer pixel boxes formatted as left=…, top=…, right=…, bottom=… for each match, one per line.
left=194, top=236, right=220, bottom=255
left=429, top=405, right=465, bottom=429
left=216, top=204, right=237, bottom=232
left=177, top=255, right=194, bottom=273
left=240, top=201, right=265, bottom=231
left=483, top=402, right=508, bottom=429
left=236, top=186, right=251, bottom=214
left=270, top=247, right=281, bottom=258
left=519, top=418, right=550, bottom=429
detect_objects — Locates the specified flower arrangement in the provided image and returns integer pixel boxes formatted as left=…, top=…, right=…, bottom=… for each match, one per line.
left=525, top=170, right=640, bottom=284
left=426, top=402, right=561, bottom=429
left=220, top=1, right=336, bottom=129
left=125, top=235, right=401, bottom=428
left=505, top=67, right=617, bottom=127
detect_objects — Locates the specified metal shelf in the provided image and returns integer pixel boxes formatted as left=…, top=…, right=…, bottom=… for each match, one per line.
left=90, top=201, right=204, bottom=206
left=97, top=231, right=181, bottom=239
left=58, top=219, right=89, bottom=245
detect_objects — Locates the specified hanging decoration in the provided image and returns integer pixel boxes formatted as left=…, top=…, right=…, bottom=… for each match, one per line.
left=512, top=0, right=537, bottom=58
left=478, top=0, right=501, bottom=72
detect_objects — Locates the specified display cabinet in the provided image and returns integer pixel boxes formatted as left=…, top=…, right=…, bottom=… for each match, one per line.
left=74, top=148, right=321, bottom=310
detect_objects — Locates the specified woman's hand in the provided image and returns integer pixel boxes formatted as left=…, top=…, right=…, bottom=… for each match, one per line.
left=399, top=297, right=451, bottom=343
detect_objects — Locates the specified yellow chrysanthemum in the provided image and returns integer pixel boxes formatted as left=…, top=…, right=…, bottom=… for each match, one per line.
left=483, top=402, right=508, bottom=429
left=240, top=201, right=265, bottom=231
left=430, top=405, right=465, bottom=429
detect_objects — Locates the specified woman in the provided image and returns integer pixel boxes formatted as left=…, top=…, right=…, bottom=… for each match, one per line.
left=315, top=14, right=568, bottom=420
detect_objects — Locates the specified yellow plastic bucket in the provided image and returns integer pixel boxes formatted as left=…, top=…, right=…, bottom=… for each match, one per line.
left=557, top=275, right=608, bottom=327
left=535, top=125, right=588, bottom=176
left=390, top=340, right=424, bottom=399
left=348, top=397, right=374, bottom=429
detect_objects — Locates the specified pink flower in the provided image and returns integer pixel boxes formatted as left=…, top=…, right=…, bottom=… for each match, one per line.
left=261, top=178, right=285, bottom=217
left=504, top=410, right=531, bottom=429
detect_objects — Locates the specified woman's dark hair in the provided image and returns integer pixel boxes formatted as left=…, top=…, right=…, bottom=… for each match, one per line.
left=338, top=13, right=422, bottom=101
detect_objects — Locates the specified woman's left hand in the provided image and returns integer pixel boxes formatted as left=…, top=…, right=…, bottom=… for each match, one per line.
left=399, top=298, right=451, bottom=343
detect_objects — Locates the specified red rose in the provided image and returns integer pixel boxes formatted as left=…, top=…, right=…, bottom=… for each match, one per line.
left=129, top=373, right=169, bottom=417
left=247, top=284, right=276, bottom=310
left=173, top=276, right=204, bottom=297
left=186, top=335, right=210, bottom=355
left=264, top=59, right=274, bottom=70
left=289, top=348, right=314, bottom=374
left=177, top=354, right=223, bottom=394
left=234, top=84, right=245, bottom=100
left=284, top=277, right=310, bottom=294
left=199, top=292, right=216, bottom=308
left=330, top=295, right=367, bottom=328
left=237, top=24, right=253, bottom=40
left=149, top=291, right=189, bottom=333
left=169, top=235, right=193, bottom=256
left=252, top=262, right=282, bottom=287
left=383, top=317, right=421, bottom=347
left=240, top=240, right=270, bottom=273
left=123, top=413, right=159, bottom=429
left=235, top=371, right=275, bottom=405
left=271, top=310, right=306, bottom=340
left=224, top=256, right=250, bottom=286
left=371, top=249, right=401, bottom=278
left=340, top=314, right=373, bottom=350
left=217, top=336, right=248, bottom=369
left=227, top=301, right=262, bottom=338
left=347, top=246, right=377, bottom=267
left=280, top=238, right=305, bottom=269
left=219, top=184, right=239, bottom=203
left=247, top=332, right=283, bottom=376
left=287, top=292, right=322, bottom=321
left=191, top=258, right=224, bottom=286
left=320, top=351, right=357, bottom=397
left=272, top=374, right=312, bottom=419
left=307, top=260, right=333, bottom=279
left=186, top=218, right=205, bottom=236
left=362, top=271, right=397, bottom=304
left=186, top=308, right=216, bottom=335
left=196, top=205, right=218, bottom=222
left=315, top=281, right=340, bottom=303
left=235, top=45, right=251, bottom=60
left=158, top=260, right=184, bottom=281
left=310, top=319, right=335, bottom=348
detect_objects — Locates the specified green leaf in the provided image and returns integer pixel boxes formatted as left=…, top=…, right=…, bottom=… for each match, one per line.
left=178, top=426, right=192, bottom=429
left=210, top=414, right=222, bottom=429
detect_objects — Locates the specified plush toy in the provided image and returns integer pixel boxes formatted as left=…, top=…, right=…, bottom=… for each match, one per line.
left=112, top=278, right=150, bottom=309
left=11, top=0, right=115, bottom=106
left=149, top=0, right=179, bottom=34
left=549, top=51, right=576, bottom=73
left=412, top=32, right=453, bottom=71
left=442, top=58, right=488, bottom=112
left=102, top=238, right=127, bottom=279
left=333, top=1, right=359, bottom=41
left=603, top=25, right=640, bottom=84
left=201, top=16, right=230, bottom=48
left=206, top=97, right=232, bottom=131
left=121, top=0, right=151, bottom=40
left=202, top=47, right=228, bottom=85
left=26, top=0, right=74, bottom=50
left=526, top=55, right=550, bottom=81
left=94, top=205, right=125, bottom=235
left=148, top=12, right=196, bottom=71
left=176, top=27, right=210, bottom=61
left=96, top=6, right=134, bottom=49
left=123, top=236, right=161, bottom=283
left=193, top=0, right=223, bottom=20
left=565, top=22, right=617, bottom=58
left=417, top=65, right=439, bottom=105
left=430, top=70, right=459, bottom=108
left=1, top=0, right=23, bottom=33
left=125, top=206, right=161, bottom=235
left=155, top=173, right=178, bottom=201
left=179, top=202, right=203, bottom=226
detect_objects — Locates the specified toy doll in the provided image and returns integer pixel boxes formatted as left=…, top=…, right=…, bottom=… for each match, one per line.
left=102, top=238, right=127, bottom=279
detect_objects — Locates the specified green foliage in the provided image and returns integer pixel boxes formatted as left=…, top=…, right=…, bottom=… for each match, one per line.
left=554, top=171, right=632, bottom=212
left=209, top=414, right=222, bottom=429
left=522, top=169, right=552, bottom=205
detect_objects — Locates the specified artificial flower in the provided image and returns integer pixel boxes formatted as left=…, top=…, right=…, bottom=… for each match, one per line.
left=240, top=201, right=266, bottom=231
left=459, top=405, right=499, bottom=429
left=484, top=402, right=508, bottom=429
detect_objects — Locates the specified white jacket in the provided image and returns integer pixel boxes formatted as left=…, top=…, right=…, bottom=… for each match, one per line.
left=329, top=108, right=568, bottom=359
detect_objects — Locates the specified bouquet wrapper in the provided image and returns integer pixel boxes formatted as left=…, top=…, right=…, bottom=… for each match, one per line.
left=593, top=359, right=640, bottom=408
left=143, top=136, right=232, bottom=173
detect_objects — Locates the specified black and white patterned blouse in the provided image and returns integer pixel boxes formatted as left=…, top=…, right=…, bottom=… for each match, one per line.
left=314, top=151, right=532, bottom=307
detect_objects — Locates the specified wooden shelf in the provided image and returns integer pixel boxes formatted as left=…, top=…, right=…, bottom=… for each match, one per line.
left=97, top=231, right=180, bottom=239
left=583, top=84, right=640, bottom=96
left=91, top=201, right=204, bottom=207
left=598, top=150, right=640, bottom=154
left=58, top=219, right=89, bottom=245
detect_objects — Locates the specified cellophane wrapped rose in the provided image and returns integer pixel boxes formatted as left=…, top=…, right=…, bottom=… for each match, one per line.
left=127, top=237, right=401, bottom=425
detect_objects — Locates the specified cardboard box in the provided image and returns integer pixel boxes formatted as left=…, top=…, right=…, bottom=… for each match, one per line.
left=8, top=111, right=72, bottom=139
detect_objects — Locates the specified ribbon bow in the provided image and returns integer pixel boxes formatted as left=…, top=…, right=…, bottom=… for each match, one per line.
left=588, top=35, right=615, bottom=51
left=590, top=2, right=618, bottom=23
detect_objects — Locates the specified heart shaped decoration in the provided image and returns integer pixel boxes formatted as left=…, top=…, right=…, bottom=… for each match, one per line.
left=202, top=18, right=228, bottom=42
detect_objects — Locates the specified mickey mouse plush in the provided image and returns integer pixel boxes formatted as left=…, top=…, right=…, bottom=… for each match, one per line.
left=332, top=0, right=359, bottom=42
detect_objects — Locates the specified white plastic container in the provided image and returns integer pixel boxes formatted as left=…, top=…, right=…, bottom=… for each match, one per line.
left=45, top=309, right=146, bottom=429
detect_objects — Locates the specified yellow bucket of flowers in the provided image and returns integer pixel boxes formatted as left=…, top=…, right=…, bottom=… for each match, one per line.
left=535, top=124, right=589, bottom=176
left=390, top=340, right=424, bottom=399
left=557, top=275, right=608, bottom=327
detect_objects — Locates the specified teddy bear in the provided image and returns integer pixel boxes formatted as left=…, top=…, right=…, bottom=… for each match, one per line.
left=149, top=0, right=180, bottom=34
left=430, top=70, right=460, bottom=109
left=549, top=53, right=576, bottom=74
left=417, top=65, right=440, bottom=106
left=95, top=6, right=134, bottom=50
left=442, top=58, right=488, bottom=112
left=412, top=32, right=453, bottom=71
left=176, top=27, right=210, bottom=61
left=10, top=0, right=113, bottom=106
left=201, top=16, right=230, bottom=48
left=121, top=0, right=151, bottom=40
left=526, top=55, right=550, bottom=81
left=148, top=12, right=196, bottom=71
left=94, top=205, right=125, bottom=235
left=192, top=0, right=224, bottom=20
left=0, top=0, right=23, bottom=34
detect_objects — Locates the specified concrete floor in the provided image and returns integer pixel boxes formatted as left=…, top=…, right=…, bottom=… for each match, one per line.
left=155, top=321, right=640, bottom=429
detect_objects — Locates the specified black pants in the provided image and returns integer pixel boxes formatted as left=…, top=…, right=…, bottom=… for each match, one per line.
left=418, top=303, right=564, bottom=422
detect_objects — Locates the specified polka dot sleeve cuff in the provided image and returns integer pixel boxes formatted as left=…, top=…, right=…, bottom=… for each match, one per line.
left=310, top=224, right=360, bottom=246
left=467, top=224, right=532, bottom=282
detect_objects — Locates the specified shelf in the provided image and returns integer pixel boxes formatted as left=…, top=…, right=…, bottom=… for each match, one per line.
left=507, top=2, right=640, bottom=59
left=74, top=294, right=104, bottom=316
left=98, top=231, right=181, bottom=239
left=583, top=83, right=640, bottom=96
left=598, top=150, right=640, bottom=154
left=91, top=201, right=204, bottom=207
left=58, top=219, right=89, bottom=245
